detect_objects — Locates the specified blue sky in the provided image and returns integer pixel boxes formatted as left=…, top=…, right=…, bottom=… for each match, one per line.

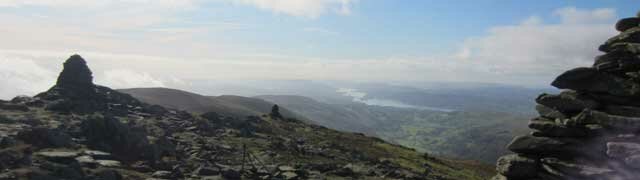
left=0, top=0, right=638, bottom=98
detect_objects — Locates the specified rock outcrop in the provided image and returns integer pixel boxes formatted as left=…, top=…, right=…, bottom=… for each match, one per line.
left=494, top=12, right=640, bottom=180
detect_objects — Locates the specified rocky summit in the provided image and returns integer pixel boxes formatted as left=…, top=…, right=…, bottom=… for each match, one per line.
left=494, top=12, right=640, bottom=180
left=0, top=56, right=493, bottom=179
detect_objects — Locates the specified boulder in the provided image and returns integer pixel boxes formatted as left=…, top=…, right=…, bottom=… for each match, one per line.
left=616, top=18, right=640, bottom=32
left=495, top=154, right=538, bottom=178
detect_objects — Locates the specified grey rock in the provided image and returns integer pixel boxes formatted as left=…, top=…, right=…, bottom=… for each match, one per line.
left=194, top=166, right=220, bottom=176
left=507, top=135, right=572, bottom=154
left=152, top=171, right=172, bottom=179
left=600, top=27, right=640, bottom=52
left=17, top=127, right=72, bottom=148
left=616, top=17, right=640, bottom=32
left=96, top=160, right=121, bottom=167
left=490, top=175, right=507, bottom=180
left=496, top=154, right=538, bottom=178
left=528, top=117, right=588, bottom=137
left=624, top=154, right=640, bottom=169
left=83, top=150, right=112, bottom=160
left=604, top=105, right=640, bottom=117
left=569, top=110, right=640, bottom=131
left=541, top=158, right=614, bottom=178
left=535, top=104, right=567, bottom=119
left=551, top=68, right=636, bottom=96
left=0, top=103, right=29, bottom=112
left=535, top=91, right=599, bottom=113
left=607, top=142, right=640, bottom=159
left=75, top=155, right=96, bottom=165
left=36, top=151, right=79, bottom=163
left=221, top=169, right=241, bottom=180
left=95, top=170, right=123, bottom=180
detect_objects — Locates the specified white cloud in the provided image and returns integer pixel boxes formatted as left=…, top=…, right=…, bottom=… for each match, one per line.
left=554, top=7, right=615, bottom=24
left=99, top=69, right=166, bottom=89
left=454, top=7, right=618, bottom=86
left=0, top=6, right=625, bottom=99
left=0, top=56, right=56, bottom=99
left=231, top=0, right=357, bottom=18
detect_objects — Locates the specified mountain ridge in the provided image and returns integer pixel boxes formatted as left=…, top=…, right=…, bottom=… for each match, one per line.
left=0, top=54, right=494, bottom=179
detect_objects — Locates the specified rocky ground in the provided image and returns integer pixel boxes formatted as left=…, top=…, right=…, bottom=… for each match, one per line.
left=494, top=11, right=640, bottom=180
left=0, top=56, right=492, bottom=179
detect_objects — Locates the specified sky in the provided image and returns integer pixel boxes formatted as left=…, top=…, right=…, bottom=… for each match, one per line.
left=0, top=0, right=638, bottom=99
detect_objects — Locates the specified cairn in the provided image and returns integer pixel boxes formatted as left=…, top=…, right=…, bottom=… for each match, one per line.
left=494, top=12, right=640, bottom=180
left=35, top=55, right=144, bottom=114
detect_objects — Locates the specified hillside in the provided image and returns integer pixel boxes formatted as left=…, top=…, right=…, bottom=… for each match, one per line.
left=0, top=55, right=494, bottom=179
left=257, top=95, right=530, bottom=163
left=119, top=88, right=304, bottom=120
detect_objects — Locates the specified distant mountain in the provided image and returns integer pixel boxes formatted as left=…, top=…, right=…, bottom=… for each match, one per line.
left=338, top=82, right=554, bottom=115
left=256, top=95, right=380, bottom=134
left=118, top=87, right=305, bottom=120
left=257, top=94, right=530, bottom=163
left=190, top=80, right=552, bottom=115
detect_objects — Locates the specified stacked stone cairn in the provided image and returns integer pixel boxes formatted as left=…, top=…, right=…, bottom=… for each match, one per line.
left=493, top=12, right=640, bottom=180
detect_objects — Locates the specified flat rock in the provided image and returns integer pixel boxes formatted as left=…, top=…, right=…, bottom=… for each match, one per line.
left=535, top=91, right=599, bottom=113
left=496, top=154, right=538, bottom=178
left=528, top=118, right=588, bottom=137
left=75, top=155, right=96, bottom=164
left=278, top=166, right=296, bottom=172
left=36, top=151, right=79, bottom=163
left=96, top=160, right=121, bottom=167
left=507, top=135, right=573, bottom=154
left=83, top=150, right=112, bottom=160
left=152, top=171, right=172, bottom=179
left=569, top=110, right=640, bottom=131
left=551, top=68, right=633, bottom=96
